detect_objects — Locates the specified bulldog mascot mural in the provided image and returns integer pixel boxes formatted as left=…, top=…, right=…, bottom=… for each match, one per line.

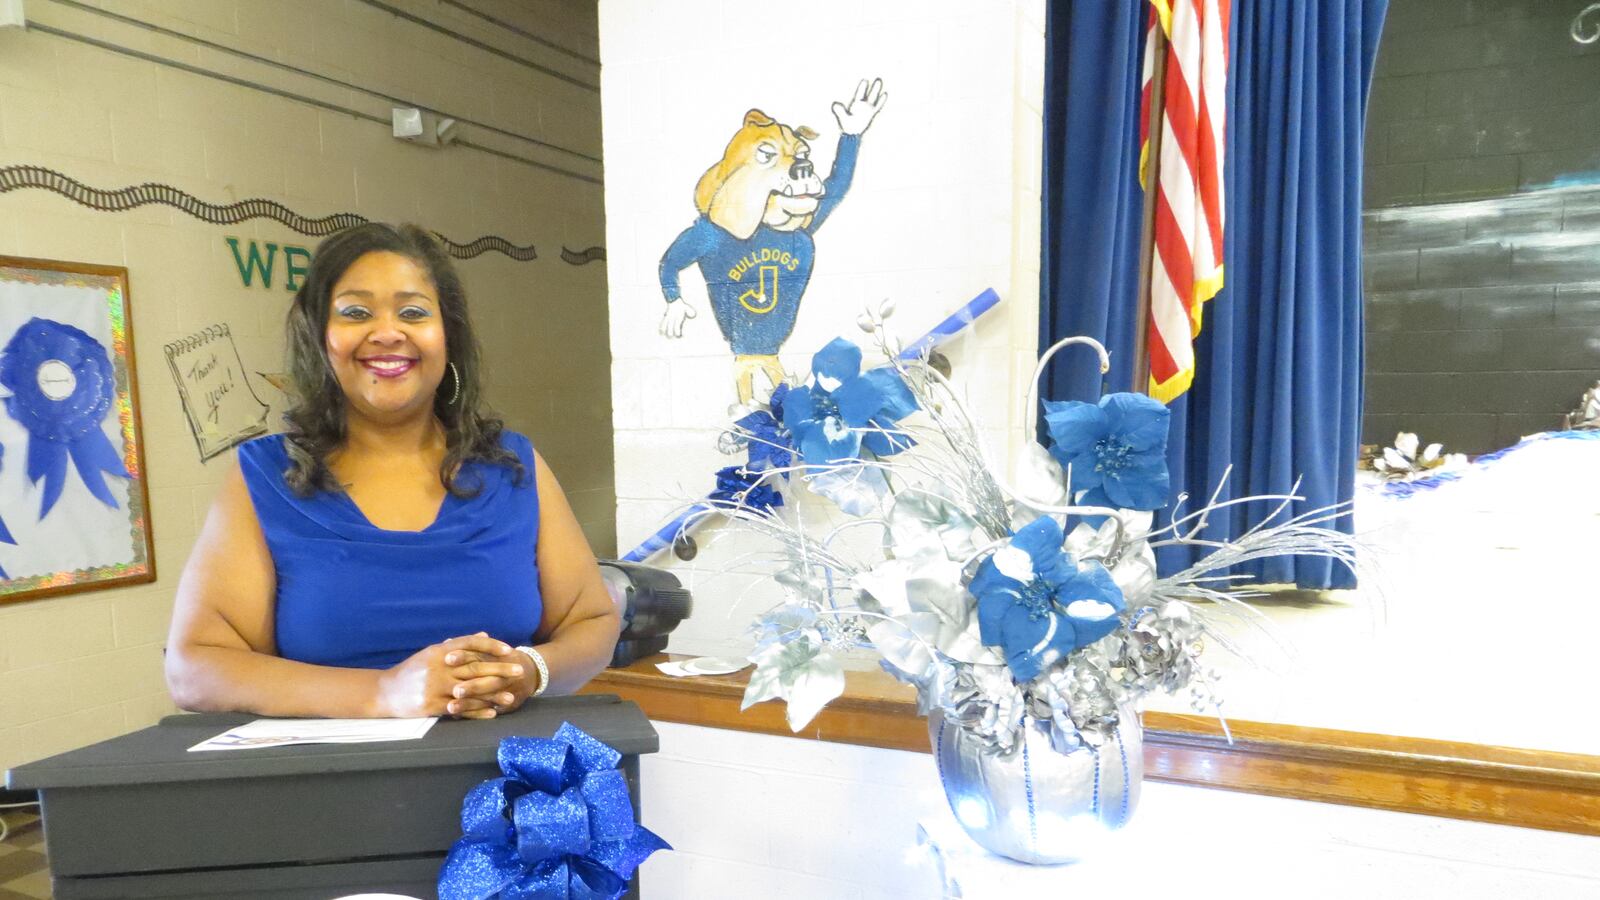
left=658, top=78, right=888, bottom=403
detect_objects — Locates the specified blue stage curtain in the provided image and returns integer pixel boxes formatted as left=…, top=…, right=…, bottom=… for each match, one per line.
left=1040, top=0, right=1387, bottom=589
left=1039, top=0, right=1147, bottom=402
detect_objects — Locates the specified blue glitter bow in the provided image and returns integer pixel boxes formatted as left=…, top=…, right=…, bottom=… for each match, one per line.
left=438, top=723, right=670, bottom=900
left=741, top=383, right=794, bottom=472
left=708, top=385, right=793, bottom=513
left=0, top=319, right=129, bottom=519
left=710, top=465, right=783, bottom=511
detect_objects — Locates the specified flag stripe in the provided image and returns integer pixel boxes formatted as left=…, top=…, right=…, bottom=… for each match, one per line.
left=1160, top=68, right=1200, bottom=181
left=1154, top=192, right=1196, bottom=319
left=1196, top=0, right=1227, bottom=260
left=1140, top=0, right=1228, bottom=402
left=1148, top=276, right=1187, bottom=382
left=1159, top=119, right=1199, bottom=251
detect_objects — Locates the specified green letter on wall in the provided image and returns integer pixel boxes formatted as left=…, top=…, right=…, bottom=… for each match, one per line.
left=226, top=237, right=278, bottom=288
left=283, top=246, right=312, bottom=292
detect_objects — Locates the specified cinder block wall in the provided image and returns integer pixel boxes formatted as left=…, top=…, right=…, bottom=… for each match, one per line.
left=599, top=0, right=1047, bottom=659
left=1361, top=0, right=1600, bottom=453
left=0, top=0, right=611, bottom=771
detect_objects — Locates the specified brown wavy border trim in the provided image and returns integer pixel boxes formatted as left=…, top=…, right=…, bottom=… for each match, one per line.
left=560, top=246, right=606, bottom=265
left=0, top=165, right=600, bottom=264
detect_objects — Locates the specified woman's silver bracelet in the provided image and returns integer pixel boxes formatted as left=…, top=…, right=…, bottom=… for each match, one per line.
left=514, top=645, right=550, bottom=697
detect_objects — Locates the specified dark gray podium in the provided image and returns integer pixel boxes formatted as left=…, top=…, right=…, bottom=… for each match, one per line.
left=5, top=693, right=658, bottom=900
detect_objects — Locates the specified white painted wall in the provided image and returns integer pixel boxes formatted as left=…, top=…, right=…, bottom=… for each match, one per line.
left=600, top=0, right=1047, bottom=659
left=637, top=722, right=1600, bottom=898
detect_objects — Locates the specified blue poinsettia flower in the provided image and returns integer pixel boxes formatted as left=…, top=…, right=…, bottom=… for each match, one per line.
left=782, top=338, right=917, bottom=467
left=1042, top=393, right=1172, bottom=511
left=970, top=516, right=1127, bottom=682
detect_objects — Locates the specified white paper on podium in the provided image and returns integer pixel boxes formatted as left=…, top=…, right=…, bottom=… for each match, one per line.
left=188, top=717, right=438, bottom=752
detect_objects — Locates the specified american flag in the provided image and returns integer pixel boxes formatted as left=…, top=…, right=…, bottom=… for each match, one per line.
left=1140, top=0, right=1230, bottom=403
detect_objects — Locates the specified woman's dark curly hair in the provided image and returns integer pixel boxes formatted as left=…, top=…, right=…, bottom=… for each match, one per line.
left=281, top=222, right=522, bottom=497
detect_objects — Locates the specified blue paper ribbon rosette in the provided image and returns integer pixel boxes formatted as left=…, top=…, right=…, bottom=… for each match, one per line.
left=0, top=318, right=130, bottom=519
left=0, top=441, right=12, bottom=578
left=438, top=723, right=670, bottom=900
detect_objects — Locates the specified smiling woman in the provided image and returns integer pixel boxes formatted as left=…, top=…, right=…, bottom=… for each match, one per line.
left=326, top=254, right=448, bottom=416
left=163, top=223, right=622, bottom=722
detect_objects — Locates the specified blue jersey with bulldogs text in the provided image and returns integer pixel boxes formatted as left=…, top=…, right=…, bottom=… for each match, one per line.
left=659, top=134, right=861, bottom=355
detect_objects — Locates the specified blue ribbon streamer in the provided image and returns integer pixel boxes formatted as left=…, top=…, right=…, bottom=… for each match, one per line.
left=0, top=440, right=13, bottom=578
left=619, top=502, right=710, bottom=564
left=898, top=287, right=1001, bottom=360
left=621, top=395, right=793, bottom=563
left=438, top=723, right=670, bottom=900
left=0, top=318, right=129, bottom=519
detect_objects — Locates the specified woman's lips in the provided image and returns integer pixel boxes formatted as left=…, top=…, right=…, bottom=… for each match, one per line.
left=358, top=356, right=417, bottom=378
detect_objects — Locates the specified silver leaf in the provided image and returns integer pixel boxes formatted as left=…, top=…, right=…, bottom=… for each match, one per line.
left=785, top=652, right=845, bottom=730
left=741, top=631, right=847, bottom=731
left=811, top=466, right=890, bottom=516
left=852, top=559, right=919, bottom=617
left=1111, top=543, right=1157, bottom=600
left=886, top=489, right=983, bottom=562
left=867, top=613, right=940, bottom=679
left=742, top=641, right=790, bottom=710
left=1012, top=442, right=1069, bottom=509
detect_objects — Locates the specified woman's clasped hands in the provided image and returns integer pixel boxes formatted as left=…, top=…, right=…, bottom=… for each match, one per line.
left=375, top=632, right=535, bottom=719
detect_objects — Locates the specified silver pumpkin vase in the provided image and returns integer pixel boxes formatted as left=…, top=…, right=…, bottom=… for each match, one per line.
left=929, top=710, right=1143, bottom=864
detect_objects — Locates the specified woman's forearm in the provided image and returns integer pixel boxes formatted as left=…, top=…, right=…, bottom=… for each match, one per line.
left=527, top=603, right=622, bottom=696
left=167, top=644, right=385, bottom=718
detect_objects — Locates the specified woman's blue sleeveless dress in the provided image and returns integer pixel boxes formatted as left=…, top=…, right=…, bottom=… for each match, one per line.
left=236, top=432, right=543, bottom=669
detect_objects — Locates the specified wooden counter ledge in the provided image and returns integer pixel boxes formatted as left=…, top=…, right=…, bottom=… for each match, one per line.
left=582, top=654, right=1600, bottom=836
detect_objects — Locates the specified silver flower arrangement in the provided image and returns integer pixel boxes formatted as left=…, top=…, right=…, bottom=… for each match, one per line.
left=1364, top=431, right=1468, bottom=481
left=1566, top=381, right=1600, bottom=431
left=689, top=306, right=1359, bottom=756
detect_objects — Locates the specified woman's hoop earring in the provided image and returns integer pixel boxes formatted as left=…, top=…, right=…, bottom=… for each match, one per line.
left=447, top=361, right=461, bottom=405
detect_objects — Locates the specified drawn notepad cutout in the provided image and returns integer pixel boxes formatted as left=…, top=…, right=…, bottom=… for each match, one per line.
left=164, top=323, right=269, bottom=460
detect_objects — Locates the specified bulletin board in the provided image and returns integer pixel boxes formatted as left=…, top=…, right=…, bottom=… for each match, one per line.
left=0, top=256, right=155, bottom=603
